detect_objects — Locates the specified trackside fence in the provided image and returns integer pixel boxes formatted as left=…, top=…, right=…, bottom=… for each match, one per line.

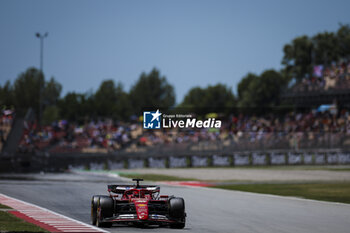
left=2, top=149, right=350, bottom=172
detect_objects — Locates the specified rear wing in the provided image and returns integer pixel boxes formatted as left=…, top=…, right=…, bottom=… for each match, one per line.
left=108, top=185, right=160, bottom=194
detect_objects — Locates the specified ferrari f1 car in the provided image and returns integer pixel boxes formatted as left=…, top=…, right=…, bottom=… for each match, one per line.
left=91, top=179, right=186, bottom=228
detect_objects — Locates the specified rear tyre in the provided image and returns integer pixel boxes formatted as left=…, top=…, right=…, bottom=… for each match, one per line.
left=96, top=196, right=114, bottom=228
left=96, top=213, right=103, bottom=228
left=96, top=214, right=112, bottom=228
left=91, top=195, right=103, bottom=225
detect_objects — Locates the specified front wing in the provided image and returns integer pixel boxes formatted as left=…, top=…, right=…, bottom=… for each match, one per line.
left=101, top=214, right=184, bottom=225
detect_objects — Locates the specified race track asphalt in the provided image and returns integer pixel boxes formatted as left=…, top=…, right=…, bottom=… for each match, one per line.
left=1, top=172, right=350, bottom=233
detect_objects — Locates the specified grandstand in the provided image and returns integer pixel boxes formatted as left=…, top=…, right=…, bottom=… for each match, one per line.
left=14, top=109, right=350, bottom=154
left=0, top=109, right=14, bottom=152
left=283, top=60, right=350, bottom=108
left=1, top=24, right=350, bottom=173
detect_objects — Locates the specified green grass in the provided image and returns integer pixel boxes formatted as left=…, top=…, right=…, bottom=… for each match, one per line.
left=0, top=203, right=10, bottom=209
left=119, top=172, right=197, bottom=181
left=213, top=182, right=350, bottom=204
left=0, top=210, right=48, bottom=232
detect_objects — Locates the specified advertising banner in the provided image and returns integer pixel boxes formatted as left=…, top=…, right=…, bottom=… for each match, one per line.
left=89, top=162, right=104, bottom=170
left=303, top=153, right=313, bottom=164
left=338, top=153, right=350, bottom=164
left=314, top=154, right=325, bottom=164
left=148, top=157, right=166, bottom=168
left=128, top=159, right=144, bottom=169
left=326, top=153, right=338, bottom=164
left=234, top=154, right=250, bottom=166
left=212, top=155, right=230, bottom=166
left=288, top=153, right=302, bottom=165
left=108, top=161, right=124, bottom=169
left=192, top=156, right=208, bottom=167
left=169, top=156, right=187, bottom=168
left=252, top=153, right=267, bottom=165
left=270, top=153, right=286, bottom=165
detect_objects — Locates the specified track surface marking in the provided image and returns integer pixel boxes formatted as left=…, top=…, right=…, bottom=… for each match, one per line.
left=0, top=193, right=108, bottom=233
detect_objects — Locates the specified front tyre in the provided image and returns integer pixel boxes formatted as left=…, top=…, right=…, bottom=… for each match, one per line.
left=170, top=218, right=185, bottom=229
left=169, top=198, right=186, bottom=229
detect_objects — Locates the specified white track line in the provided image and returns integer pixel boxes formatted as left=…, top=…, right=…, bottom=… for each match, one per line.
left=0, top=193, right=109, bottom=233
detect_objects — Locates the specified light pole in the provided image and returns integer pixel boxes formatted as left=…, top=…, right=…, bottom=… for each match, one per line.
left=36, top=32, right=48, bottom=125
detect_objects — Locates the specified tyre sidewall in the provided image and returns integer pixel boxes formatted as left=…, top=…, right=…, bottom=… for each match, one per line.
left=91, top=195, right=104, bottom=225
left=99, top=196, right=114, bottom=218
left=169, top=197, right=185, bottom=219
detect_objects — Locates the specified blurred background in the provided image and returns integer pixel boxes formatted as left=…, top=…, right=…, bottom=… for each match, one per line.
left=1, top=0, right=350, bottom=171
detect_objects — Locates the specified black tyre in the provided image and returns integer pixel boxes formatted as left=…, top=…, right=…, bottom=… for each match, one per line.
left=91, top=195, right=104, bottom=225
left=169, top=197, right=186, bottom=228
left=96, top=213, right=112, bottom=228
left=96, top=196, right=114, bottom=228
left=170, top=221, right=185, bottom=229
left=169, top=198, right=185, bottom=219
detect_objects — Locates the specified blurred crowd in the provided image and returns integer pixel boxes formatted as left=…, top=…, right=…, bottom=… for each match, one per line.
left=292, top=60, right=350, bottom=93
left=17, top=109, right=350, bottom=153
left=138, top=110, right=350, bottom=151
left=18, top=119, right=139, bottom=153
left=0, top=109, right=14, bottom=151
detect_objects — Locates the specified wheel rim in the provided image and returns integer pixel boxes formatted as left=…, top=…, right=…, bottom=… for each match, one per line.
left=96, top=206, right=102, bottom=227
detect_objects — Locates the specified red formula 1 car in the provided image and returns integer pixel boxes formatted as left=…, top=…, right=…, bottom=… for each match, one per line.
left=91, top=179, right=186, bottom=229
